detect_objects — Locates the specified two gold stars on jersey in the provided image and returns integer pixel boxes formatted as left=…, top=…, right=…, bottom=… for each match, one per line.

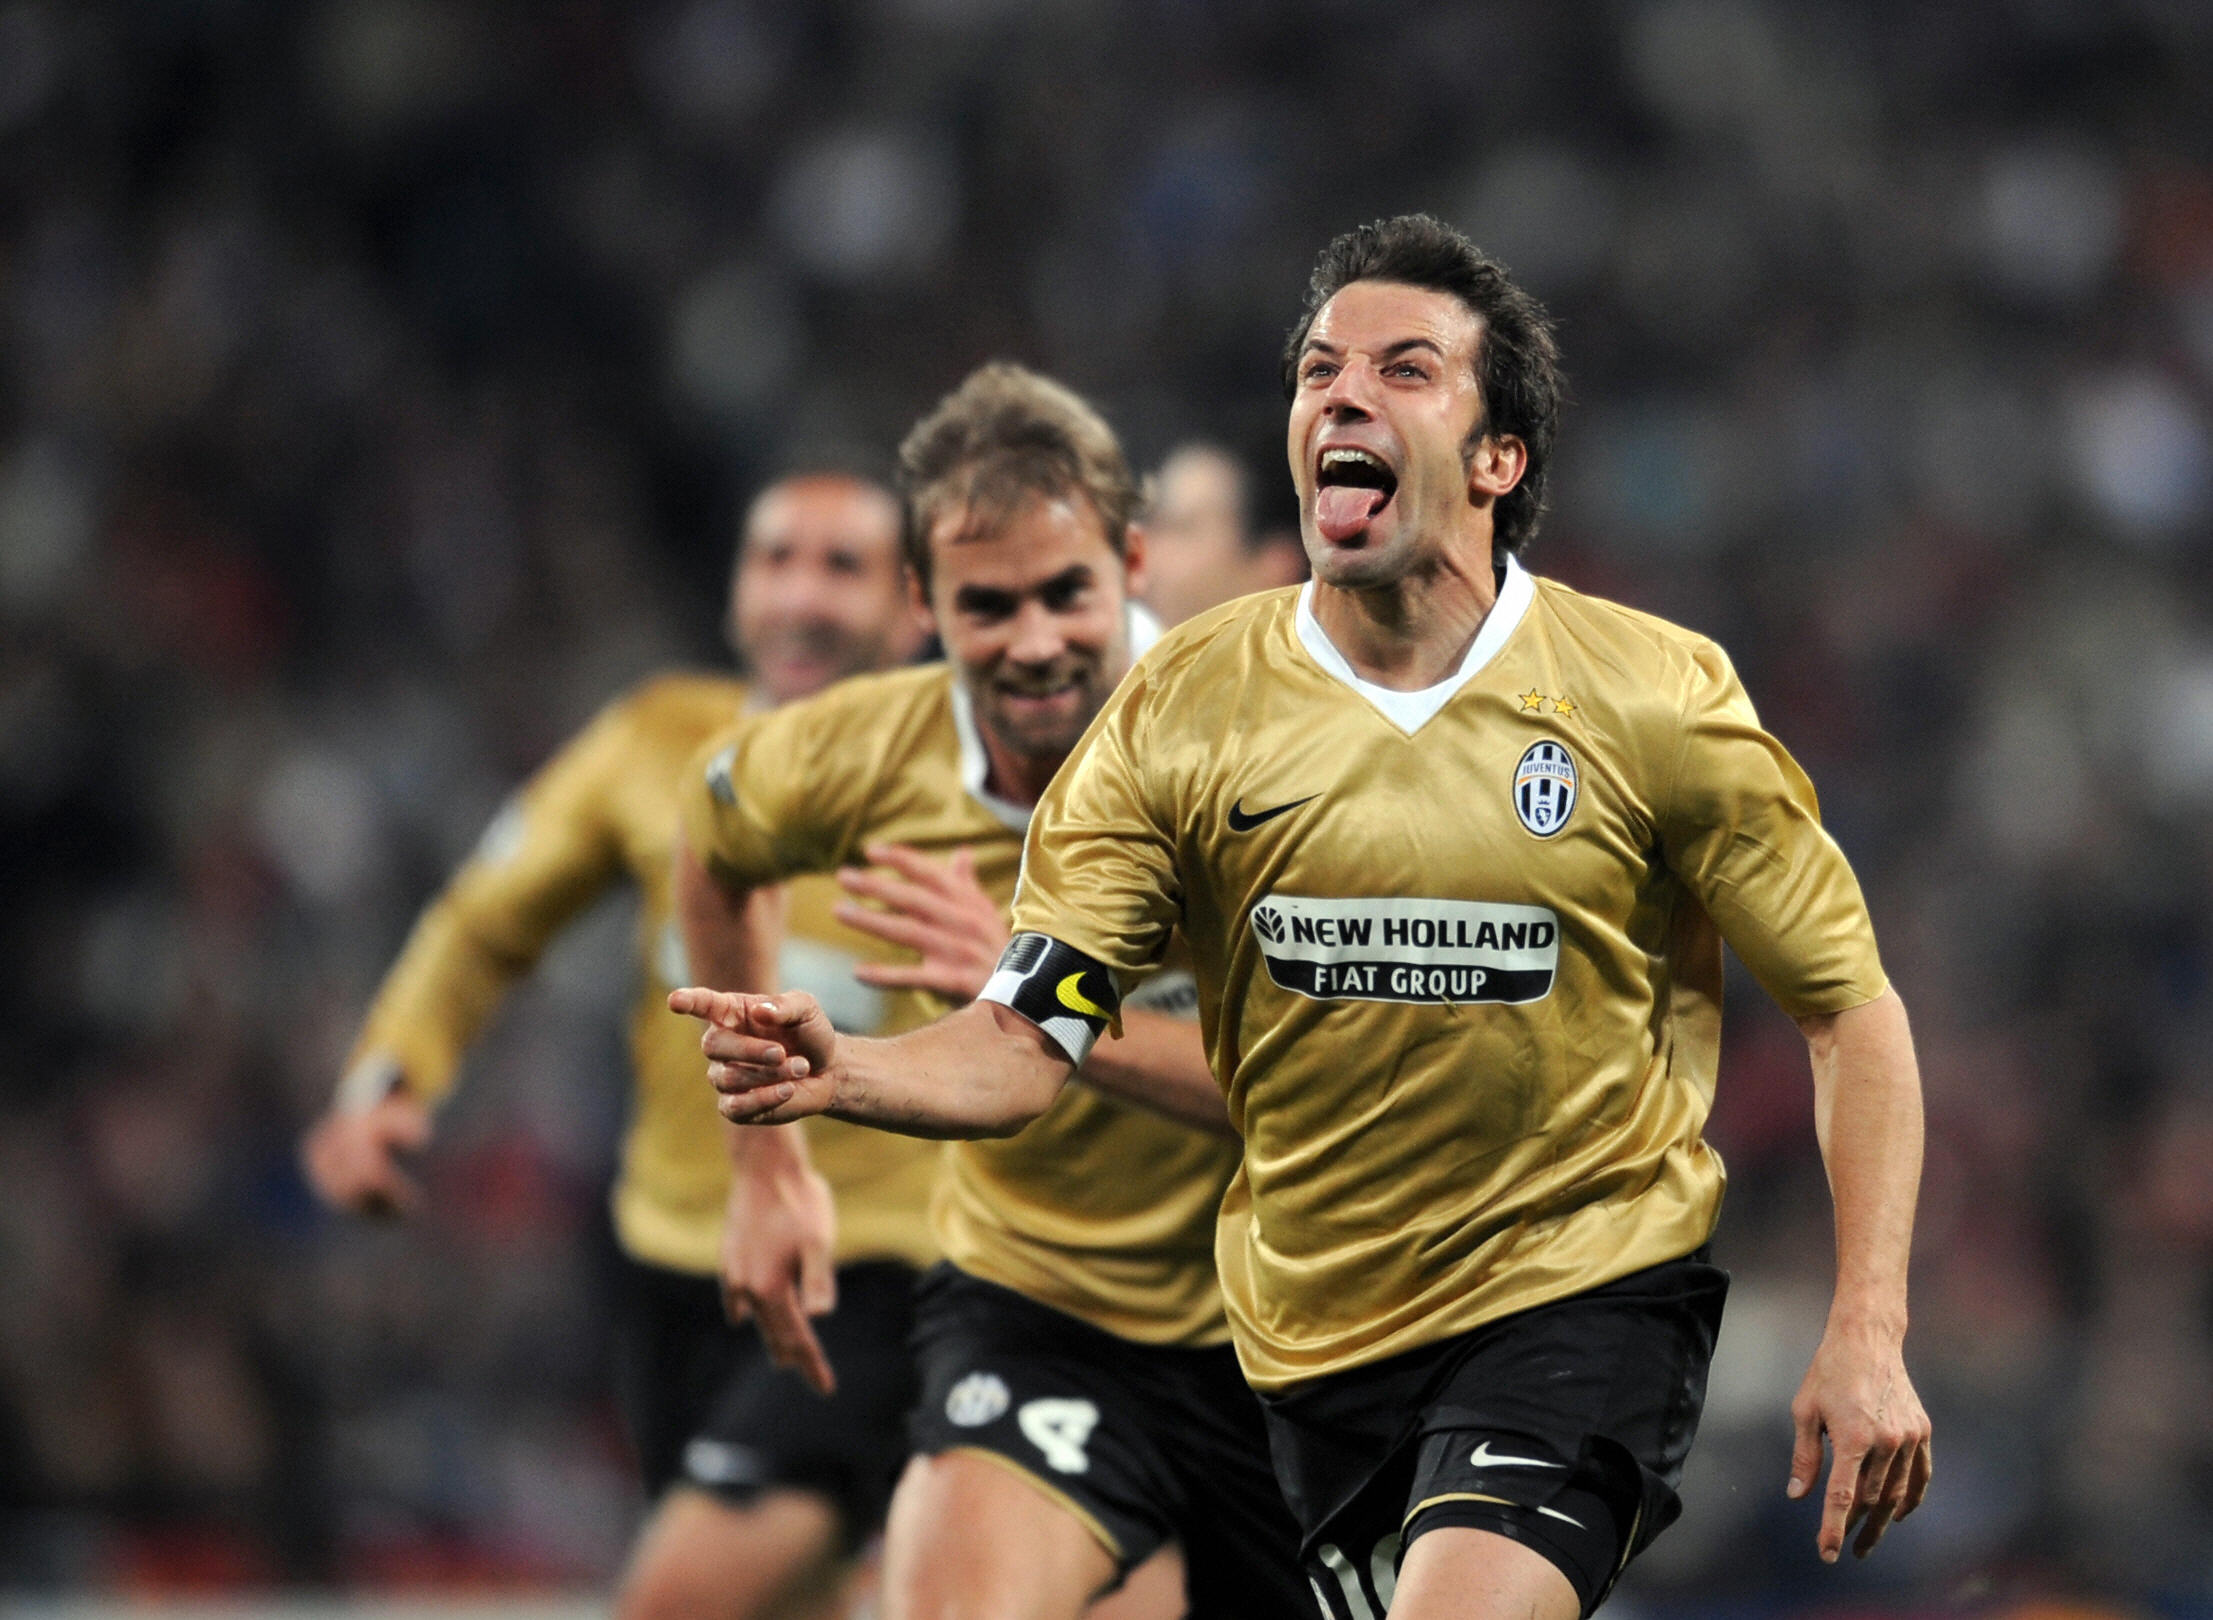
left=1519, top=689, right=1579, bottom=718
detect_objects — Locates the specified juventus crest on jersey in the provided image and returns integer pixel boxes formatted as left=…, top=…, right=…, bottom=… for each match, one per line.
left=992, top=556, right=1888, bottom=1388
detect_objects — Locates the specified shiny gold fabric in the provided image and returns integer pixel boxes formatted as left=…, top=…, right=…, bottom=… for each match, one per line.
left=681, top=662, right=1237, bottom=1346
left=349, top=672, right=943, bottom=1275
left=1011, top=568, right=1888, bottom=1389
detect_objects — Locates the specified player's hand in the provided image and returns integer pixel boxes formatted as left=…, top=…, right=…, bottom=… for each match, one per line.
left=300, top=1090, right=432, bottom=1218
left=835, top=842, right=1009, bottom=1003
left=1787, top=1317, right=1932, bottom=1562
left=670, top=986, right=840, bottom=1123
left=717, top=1148, right=839, bottom=1396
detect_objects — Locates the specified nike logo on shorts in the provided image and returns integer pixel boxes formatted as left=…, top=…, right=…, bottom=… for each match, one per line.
left=1227, top=794, right=1317, bottom=832
left=1468, top=1440, right=1561, bottom=1471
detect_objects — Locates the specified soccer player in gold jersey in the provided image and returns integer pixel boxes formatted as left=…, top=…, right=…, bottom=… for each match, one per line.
left=687, top=216, right=1936, bottom=1619
left=301, top=469, right=941, bottom=1620
left=669, top=363, right=1308, bottom=1620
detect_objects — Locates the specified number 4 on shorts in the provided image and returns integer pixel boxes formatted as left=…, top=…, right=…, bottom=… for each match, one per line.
left=1017, top=1397, right=1100, bottom=1474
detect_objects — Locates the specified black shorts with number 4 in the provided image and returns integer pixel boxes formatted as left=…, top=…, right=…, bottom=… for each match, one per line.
left=907, top=1262, right=1309, bottom=1618
left=1262, top=1249, right=1728, bottom=1619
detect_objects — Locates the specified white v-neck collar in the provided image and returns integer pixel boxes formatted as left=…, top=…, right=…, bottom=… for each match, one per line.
left=1295, top=554, right=1535, bottom=735
left=948, top=677, right=1033, bottom=832
left=945, top=601, right=1160, bottom=832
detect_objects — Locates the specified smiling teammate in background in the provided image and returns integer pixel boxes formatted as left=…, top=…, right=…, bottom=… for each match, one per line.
left=670, top=362, right=1308, bottom=1620
left=302, top=468, right=939, bottom=1620
left=687, top=217, right=1934, bottom=1619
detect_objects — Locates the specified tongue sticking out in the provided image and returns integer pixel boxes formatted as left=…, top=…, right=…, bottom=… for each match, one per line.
left=1316, top=484, right=1387, bottom=543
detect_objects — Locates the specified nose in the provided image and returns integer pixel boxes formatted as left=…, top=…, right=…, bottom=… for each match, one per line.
left=1320, top=356, right=1379, bottom=421
left=1006, top=598, right=1068, bottom=668
left=771, top=560, right=843, bottom=623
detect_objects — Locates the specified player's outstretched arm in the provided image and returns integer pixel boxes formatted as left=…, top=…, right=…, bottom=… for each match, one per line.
left=833, top=841, right=1231, bottom=1134
left=670, top=989, right=1072, bottom=1139
left=1079, top=1012, right=1233, bottom=1136
left=1788, top=986, right=1932, bottom=1564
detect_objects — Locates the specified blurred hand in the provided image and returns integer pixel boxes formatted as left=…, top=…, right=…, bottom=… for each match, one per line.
left=1787, top=1320, right=1932, bottom=1562
left=301, top=1090, right=432, bottom=1218
left=716, top=1142, right=839, bottom=1396
left=670, top=986, right=840, bottom=1124
left=835, top=843, right=1009, bottom=1003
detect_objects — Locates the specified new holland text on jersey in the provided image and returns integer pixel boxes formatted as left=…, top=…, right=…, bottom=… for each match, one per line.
left=1250, top=895, right=1560, bottom=1004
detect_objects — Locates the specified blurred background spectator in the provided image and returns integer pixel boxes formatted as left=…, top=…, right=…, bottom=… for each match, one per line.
left=1, top=0, right=2209, bottom=1612
left=1137, top=441, right=1304, bottom=630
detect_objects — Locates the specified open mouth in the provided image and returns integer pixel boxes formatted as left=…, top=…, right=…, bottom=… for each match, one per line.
left=1314, top=447, right=1398, bottom=542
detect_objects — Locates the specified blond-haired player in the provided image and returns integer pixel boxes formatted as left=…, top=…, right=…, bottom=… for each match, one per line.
left=671, top=363, right=1309, bottom=1620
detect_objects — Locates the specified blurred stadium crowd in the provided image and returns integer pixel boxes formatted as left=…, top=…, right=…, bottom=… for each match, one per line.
left=2, top=0, right=2210, bottom=1611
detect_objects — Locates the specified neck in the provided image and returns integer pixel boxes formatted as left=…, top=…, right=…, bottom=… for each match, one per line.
left=977, top=726, right=1061, bottom=808
left=1312, top=533, right=1501, bottom=691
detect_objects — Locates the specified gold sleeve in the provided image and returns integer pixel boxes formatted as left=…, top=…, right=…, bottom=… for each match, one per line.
left=1008, top=665, right=1183, bottom=984
left=680, top=701, right=839, bottom=890
left=1660, top=640, right=1888, bottom=1018
left=347, top=699, right=633, bottom=1104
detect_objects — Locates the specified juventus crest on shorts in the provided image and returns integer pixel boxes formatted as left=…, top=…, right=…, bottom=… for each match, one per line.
left=988, top=556, right=1888, bottom=1388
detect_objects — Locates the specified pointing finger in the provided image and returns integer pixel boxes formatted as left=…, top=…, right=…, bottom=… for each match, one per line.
left=1819, top=1441, right=1866, bottom=1563
left=755, top=1284, right=836, bottom=1396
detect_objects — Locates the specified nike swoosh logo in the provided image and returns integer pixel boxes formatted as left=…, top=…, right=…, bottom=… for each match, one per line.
left=1468, top=1441, right=1562, bottom=1471
left=1056, top=973, right=1108, bottom=1020
left=1226, top=794, right=1318, bottom=833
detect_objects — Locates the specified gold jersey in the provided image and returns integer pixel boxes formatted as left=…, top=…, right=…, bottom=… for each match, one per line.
left=999, top=557, right=1889, bottom=1390
left=678, top=661, right=1237, bottom=1346
left=347, top=672, right=943, bottom=1276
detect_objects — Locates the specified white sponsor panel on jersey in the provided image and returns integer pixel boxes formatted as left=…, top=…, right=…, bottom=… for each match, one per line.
left=1249, top=895, right=1559, bottom=1005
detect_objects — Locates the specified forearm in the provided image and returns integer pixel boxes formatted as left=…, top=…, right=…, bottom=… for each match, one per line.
left=676, top=833, right=784, bottom=993
left=1077, top=1010, right=1232, bottom=1136
left=351, top=897, right=533, bottom=1107
left=1801, top=987, right=1922, bottom=1332
left=822, top=1001, right=1071, bottom=1139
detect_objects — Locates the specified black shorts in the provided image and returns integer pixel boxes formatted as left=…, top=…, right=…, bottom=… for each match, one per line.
left=614, top=1254, right=918, bottom=1549
left=907, top=1262, right=1308, bottom=1618
left=1260, top=1250, right=1728, bottom=1619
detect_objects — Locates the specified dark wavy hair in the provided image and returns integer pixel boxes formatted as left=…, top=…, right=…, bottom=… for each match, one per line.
left=1282, top=214, right=1564, bottom=558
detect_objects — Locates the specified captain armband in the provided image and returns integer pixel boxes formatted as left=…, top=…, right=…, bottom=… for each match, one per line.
left=978, top=932, right=1122, bottom=1066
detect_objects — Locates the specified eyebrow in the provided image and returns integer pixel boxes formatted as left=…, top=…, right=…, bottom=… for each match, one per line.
left=951, top=563, right=1095, bottom=610
left=1299, top=336, right=1449, bottom=363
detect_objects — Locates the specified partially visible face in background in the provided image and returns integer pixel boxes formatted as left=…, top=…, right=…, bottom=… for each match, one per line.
left=729, top=475, right=926, bottom=704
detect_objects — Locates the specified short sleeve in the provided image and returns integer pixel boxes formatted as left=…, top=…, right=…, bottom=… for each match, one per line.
left=679, top=695, right=861, bottom=888
left=1008, top=664, right=1183, bottom=988
left=1660, top=641, right=1888, bottom=1019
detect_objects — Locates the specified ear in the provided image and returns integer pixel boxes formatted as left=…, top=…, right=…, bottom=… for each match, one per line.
left=1467, top=434, right=1528, bottom=501
left=1118, top=521, right=1148, bottom=602
left=906, top=564, right=936, bottom=634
